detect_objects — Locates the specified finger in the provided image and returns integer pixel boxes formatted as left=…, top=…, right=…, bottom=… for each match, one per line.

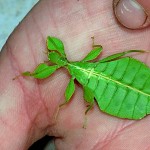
left=137, top=0, right=150, bottom=13
left=113, top=0, right=150, bottom=29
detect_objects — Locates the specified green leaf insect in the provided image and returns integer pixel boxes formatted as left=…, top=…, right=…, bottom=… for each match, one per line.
left=21, top=36, right=150, bottom=120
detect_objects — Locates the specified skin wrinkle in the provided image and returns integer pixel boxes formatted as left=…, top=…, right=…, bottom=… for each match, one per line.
left=5, top=43, right=30, bottom=122
left=35, top=80, right=56, bottom=128
left=4, top=43, right=34, bottom=149
left=28, top=8, right=66, bottom=129
left=12, top=25, right=38, bottom=124
left=17, top=12, right=68, bottom=137
left=6, top=42, right=32, bottom=109
left=99, top=120, right=137, bottom=150
left=82, top=120, right=134, bottom=150
left=24, top=19, right=38, bottom=65
left=45, top=0, right=59, bottom=35
left=23, top=22, right=57, bottom=131
left=78, top=2, right=92, bottom=34
left=5, top=27, right=52, bottom=148
left=30, top=13, right=45, bottom=46
left=28, top=13, right=54, bottom=128
left=0, top=48, right=17, bottom=129
left=74, top=126, right=99, bottom=150
left=145, top=145, right=150, bottom=150
left=73, top=119, right=109, bottom=150
left=6, top=40, right=57, bottom=149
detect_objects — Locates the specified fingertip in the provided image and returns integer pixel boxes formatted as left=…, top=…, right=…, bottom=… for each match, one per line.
left=113, top=0, right=150, bottom=29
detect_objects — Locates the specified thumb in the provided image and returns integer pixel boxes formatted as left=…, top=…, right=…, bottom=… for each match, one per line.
left=113, top=0, right=150, bottom=29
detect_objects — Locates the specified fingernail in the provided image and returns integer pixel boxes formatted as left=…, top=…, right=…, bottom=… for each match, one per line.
left=113, top=0, right=149, bottom=29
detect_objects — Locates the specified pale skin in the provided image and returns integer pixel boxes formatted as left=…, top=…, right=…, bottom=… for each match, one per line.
left=1, top=0, right=150, bottom=149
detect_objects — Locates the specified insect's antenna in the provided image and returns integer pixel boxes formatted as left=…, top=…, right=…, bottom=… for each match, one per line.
left=53, top=102, right=68, bottom=121
left=12, top=74, right=21, bottom=80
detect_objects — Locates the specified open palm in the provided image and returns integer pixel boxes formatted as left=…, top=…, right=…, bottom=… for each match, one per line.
left=0, top=0, right=150, bottom=149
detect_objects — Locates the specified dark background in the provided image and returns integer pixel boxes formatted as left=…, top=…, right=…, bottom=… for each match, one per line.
left=29, top=136, right=54, bottom=150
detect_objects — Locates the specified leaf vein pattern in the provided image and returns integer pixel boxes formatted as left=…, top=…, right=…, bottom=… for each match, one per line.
left=108, top=61, right=119, bottom=76
left=143, top=74, right=150, bottom=90
left=132, top=93, right=140, bottom=118
left=93, top=76, right=100, bottom=92
left=117, top=58, right=130, bottom=80
left=131, top=64, right=142, bottom=84
left=95, top=61, right=108, bottom=72
left=104, top=86, right=118, bottom=111
left=117, top=91, right=128, bottom=116
left=97, top=82, right=108, bottom=103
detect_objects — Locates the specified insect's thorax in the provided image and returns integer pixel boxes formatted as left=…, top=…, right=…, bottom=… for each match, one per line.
left=67, top=61, right=97, bottom=86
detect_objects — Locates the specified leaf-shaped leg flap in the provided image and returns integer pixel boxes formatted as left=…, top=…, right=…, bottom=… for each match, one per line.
left=22, top=63, right=59, bottom=79
left=59, top=77, right=75, bottom=107
left=82, top=37, right=103, bottom=62
left=100, top=50, right=146, bottom=63
left=83, top=86, right=94, bottom=114
left=82, top=47, right=103, bottom=62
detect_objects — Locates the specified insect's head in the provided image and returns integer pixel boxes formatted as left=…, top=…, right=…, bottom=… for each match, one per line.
left=46, top=36, right=103, bottom=66
left=47, top=36, right=68, bottom=67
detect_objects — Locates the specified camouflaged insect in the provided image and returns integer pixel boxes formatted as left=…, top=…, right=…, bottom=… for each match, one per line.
left=22, top=36, right=150, bottom=120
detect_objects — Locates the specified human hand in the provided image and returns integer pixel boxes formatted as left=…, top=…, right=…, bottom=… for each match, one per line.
left=0, top=0, right=150, bottom=149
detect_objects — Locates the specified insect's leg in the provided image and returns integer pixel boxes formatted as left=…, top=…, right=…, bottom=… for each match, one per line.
left=91, top=36, right=102, bottom=49
left=12, top=71, right=31, bottom=80
left=85, top=102, right=94, bottom=115
left=59, top=77, right=75, bottom=107
left=82, top=101, right=94, bottom=129
left=100, top=50, right=147, bottom=63
left=83, top=86, right=95, bottom=112
left=54, top=102, right=68, bottom=122
left=12, top=75, right=21, bottom=80
left=59, top=101, right=68, bottom=108
left=55, top=77, right=75, bottom=121
left=83, top=86, right=95, bottom=128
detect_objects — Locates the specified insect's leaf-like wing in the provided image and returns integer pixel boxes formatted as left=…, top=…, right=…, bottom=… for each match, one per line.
left=70, top=57, right=150, bottom=119
left=82, top=47, right=103, bottom=62
left=100, top=50, right=145, bottom=63
left=47, top=36, right=66, bottom=57
left=93, top=57, right=150, bottom=119
left=22, top=63, right=59, bottom=79
left=65, top=78, right=75, bottom=102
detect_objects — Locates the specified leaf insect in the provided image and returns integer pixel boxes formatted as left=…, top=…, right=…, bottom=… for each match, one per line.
left=18, top=36, right=150, bottom=121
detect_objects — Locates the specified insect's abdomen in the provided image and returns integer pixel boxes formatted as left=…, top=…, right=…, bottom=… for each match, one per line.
left=86, top=57, right=150, bottom=119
